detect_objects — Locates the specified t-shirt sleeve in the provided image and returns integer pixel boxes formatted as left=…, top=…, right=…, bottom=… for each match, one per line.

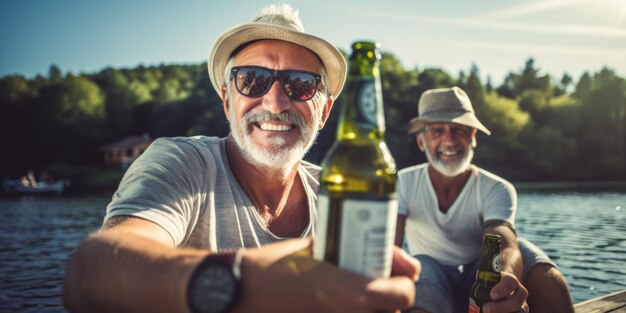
left=482, top=179, right=517, bottom=226
left=104, top=138, right=207, bottom=245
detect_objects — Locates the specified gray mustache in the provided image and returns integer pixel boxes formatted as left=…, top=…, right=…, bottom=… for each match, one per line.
left=244, top=110, right=306, bottom=128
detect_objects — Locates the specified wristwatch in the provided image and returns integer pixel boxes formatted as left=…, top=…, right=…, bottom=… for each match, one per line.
left=187, top=249, right=243, bottom=313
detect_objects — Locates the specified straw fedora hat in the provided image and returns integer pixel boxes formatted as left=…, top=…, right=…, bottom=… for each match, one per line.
left=408, top=86, right=491, bottom=135
left=208, top=4, right=347, bottom=100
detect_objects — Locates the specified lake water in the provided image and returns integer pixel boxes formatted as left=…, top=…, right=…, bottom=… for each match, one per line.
left=0, top=185, right=625, bottom=312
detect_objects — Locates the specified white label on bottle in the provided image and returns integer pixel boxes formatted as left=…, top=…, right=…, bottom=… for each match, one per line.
left=339, top=198, right=398, bottom=278
left=313, top=194, right=330, bottom=261
left=492, top=253, right=502, bottom=273
left=313, top=194, right=398, bottom=279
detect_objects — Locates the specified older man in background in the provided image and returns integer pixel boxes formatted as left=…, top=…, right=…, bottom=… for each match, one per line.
left=396, top=86, right=574, bottom=313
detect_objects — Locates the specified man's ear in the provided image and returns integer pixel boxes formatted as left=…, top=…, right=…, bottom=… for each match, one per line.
left=471, top=129, right=477, bottom=148
left=221, top=87, right=231, bottom=121
left=318, top=95, right=334, bottom=129
left=416, top=133, right=426, bottom=152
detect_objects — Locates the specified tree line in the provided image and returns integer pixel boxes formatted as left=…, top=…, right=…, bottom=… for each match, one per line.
left=1, top=52, right=625, bottom=183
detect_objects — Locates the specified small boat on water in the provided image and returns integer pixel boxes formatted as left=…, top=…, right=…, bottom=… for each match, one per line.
left=3, top=169, right=71, bottom=195
left=3, top=179, right=71, bottom=195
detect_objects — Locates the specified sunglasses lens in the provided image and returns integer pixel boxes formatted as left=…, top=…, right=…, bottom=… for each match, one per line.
left=232, top=67, right=319, bottom=101
left=233, top=67, right=272, bottom=97
left=283, top=72, right=318, bottom=101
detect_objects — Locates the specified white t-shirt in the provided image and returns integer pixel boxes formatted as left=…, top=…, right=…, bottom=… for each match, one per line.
left=397, top=163, right=516, bottom=266
left=105, top=136, right=320, bottom=251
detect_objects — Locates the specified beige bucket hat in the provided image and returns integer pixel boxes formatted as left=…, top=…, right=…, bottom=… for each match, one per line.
left=208, top=4, right=347, bottom=101
left=408, top=86, right=491, bottom=135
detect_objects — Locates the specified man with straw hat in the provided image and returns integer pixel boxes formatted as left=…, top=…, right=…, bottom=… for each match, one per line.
left=395, top=86, right=574, bottom=313
left=63, top=4, right=419, bottom=313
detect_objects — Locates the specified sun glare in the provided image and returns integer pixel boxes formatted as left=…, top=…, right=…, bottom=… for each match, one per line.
left=614, top=0, right=626, bottom=11
left=609, top=0, right=626, bottom=26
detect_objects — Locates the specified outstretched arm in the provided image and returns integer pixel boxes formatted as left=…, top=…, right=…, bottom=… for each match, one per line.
left=62, top=216, right=204, bottom=313
left=63, top=216, right=420, bottom=313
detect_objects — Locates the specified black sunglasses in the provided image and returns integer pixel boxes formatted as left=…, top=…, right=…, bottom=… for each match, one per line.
left=230, top=66, right=322, bottom=101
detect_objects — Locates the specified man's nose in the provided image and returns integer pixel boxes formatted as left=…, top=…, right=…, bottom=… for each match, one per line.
left=440, top=128, right=456, bottom=143
left=262, top=79, right=291, bottom=113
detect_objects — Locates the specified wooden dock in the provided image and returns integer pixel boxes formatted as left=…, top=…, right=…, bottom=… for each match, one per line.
left=574, top=289, right=626, bottom=313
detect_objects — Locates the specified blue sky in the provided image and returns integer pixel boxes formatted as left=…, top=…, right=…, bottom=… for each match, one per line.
left=1, top=0, right=625, bottom=84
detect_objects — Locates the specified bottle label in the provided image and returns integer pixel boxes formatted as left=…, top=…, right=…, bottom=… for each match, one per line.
left=491, top=253, right=502, bottom=273
left=468, top=298, right=480, bottom=313
left=313, top=194, right=398, bottom=278
left=313, top=195, right=331, bottom=262
left=468, top=304, right=480, bottom=313
left=354, top=79, right=379, bottom=127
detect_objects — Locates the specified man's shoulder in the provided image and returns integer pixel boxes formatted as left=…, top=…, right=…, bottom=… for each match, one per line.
left=471, top=165, right=516, bottom=192
left=151, top=136, right=224, bottom=154
left=158, top=135, right=223, bottom=147
left=398, top=163, right=429, bottom=176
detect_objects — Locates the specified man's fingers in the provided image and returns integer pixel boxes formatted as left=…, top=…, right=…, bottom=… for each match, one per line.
left=366, top=276, right=416, bottom=310
left=490, top=272, right=524, bottom=300
left=483, top=274, right=528, bottom=313
left=390, top=246, right=420, bottom=281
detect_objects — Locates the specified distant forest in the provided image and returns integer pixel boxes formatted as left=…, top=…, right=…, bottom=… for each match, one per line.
left=1, top=50, right=625, bottom=182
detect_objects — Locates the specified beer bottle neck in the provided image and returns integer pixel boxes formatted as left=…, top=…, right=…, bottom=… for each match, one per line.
left=477, top=235, right=501, bottom=281
left=336, top=47, right=386, bottom=142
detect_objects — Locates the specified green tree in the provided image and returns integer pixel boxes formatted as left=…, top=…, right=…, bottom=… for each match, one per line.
left=418, top=68, right=455, bottom=91
left=48, top=64, right=63, bottom=80
left=474, top=92, right=530, bottom=178
left=0, top=75, right=39, bottom=176
left=575, top=68, right=626, bottom=178
left=496, top=58, right=552, bottom=99
left=34, top=75, right=105, bottom=165
left=94, top=68, right=154, bottom=138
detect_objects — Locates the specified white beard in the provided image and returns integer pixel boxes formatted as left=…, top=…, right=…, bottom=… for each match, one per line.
left=423, top=139, right=474, bottom=177
left=229, top=101, right=322, bottom=181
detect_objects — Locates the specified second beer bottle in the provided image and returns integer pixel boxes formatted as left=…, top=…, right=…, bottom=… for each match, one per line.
left=313, top=41, right=398, bottom=278
left=469, top=234, right=502, bottom=312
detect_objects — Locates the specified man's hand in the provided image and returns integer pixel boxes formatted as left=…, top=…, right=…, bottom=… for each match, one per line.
left=482, top=271, right=529, bottom=313
left=233, top=238, right=420, bottom=313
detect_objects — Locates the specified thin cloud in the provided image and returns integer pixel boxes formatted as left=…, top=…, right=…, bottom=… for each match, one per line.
left=418, top=16, right=626, bottom=38
left=451, top=39, right=626, bottom=58
left=348, top=3, right=626, bottom=38
left=476, top=0, right=591, bottom=20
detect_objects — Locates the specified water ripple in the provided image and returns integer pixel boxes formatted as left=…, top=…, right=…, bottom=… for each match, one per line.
left=517, top=190, right=626, bottom=303
left=0, top=195, right=108, bottom=312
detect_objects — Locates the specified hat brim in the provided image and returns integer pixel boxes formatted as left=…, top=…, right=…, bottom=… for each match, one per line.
left=408, top=111, right=491, bottom=135
left=208, top=22, right=347, bottom=100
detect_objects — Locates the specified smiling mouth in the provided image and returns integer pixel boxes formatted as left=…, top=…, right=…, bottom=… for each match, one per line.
left=438, top=147, right=462, bottom=157
left=256, top=122, right=295, bottom=132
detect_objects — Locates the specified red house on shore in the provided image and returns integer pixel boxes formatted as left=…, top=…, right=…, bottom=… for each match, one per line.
left=101, top=134, right=154, bottom=168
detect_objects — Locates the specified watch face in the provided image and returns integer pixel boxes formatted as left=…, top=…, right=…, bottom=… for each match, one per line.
left=190, top=264, right=236, bottom=313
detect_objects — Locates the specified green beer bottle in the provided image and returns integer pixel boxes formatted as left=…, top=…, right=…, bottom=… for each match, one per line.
left=469, top=234, right=502, bottom=312
left=313, top=41, right=398, bottom=278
